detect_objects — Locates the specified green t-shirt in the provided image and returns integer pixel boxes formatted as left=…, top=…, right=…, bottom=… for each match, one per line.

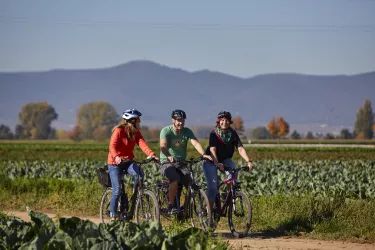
left=159, top=125, right=197, bottom=163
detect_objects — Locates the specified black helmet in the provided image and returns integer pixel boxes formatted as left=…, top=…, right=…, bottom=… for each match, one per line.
left=171, top=109, right=187, bottom=120
left=217, top=111, right=232, bottom=120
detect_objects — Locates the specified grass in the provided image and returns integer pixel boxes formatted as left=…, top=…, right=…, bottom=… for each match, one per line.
left=1, top=177, right=374, bottom=243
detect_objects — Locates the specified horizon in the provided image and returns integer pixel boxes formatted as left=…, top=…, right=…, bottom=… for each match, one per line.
left=1, top=59, right=374, bottom=79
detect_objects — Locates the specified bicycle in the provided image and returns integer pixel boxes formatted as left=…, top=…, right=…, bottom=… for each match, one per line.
left=211, top=164, right=252, bottom=238
left=155, top=157, right=212, bottom=230
left=97, top=158, right=160, bottom=223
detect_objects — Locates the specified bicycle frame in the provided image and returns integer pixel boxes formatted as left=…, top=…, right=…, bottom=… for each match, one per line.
left=215, top=166, right=248, bottom=218
left=159, top=157, right=204, bottom=218
left=111, top=158, right=155, bottom=220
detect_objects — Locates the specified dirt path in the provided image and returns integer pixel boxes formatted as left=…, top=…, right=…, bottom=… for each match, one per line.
left=3, top=210, right=375, bottom=250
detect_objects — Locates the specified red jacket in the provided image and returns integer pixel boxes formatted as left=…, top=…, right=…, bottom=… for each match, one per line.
left=107, top=127, right=155, bottom=165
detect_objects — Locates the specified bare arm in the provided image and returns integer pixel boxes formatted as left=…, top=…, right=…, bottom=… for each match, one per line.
left=238, top=146, right=254, bottom=169
left=190, top=139, right=212, bottom=160
left=160, top=138, right=174, bottom=162
left=209, top=147, right=220, bottom=166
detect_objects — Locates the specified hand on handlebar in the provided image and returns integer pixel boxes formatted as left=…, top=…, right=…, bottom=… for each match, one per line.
left=115, top=156, right=122, bottom=165
left=248, top=161, right=254, bottom=170
left=147, top=155, right=160, bottom=163
left=217, top=163, right=224, bottom=172
left=167, top=156, right=175, bottom=163
left=202, top=154, right=212, bottom=161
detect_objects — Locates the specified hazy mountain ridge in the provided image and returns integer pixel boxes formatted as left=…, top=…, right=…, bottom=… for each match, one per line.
left=0, top=60, right=374, bottom=133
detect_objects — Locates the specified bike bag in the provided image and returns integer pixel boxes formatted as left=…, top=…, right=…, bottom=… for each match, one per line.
left=96, top=165, right=111, bottom=187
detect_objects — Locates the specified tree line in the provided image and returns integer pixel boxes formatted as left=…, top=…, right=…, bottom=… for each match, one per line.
left=0, top=100, right=374, bottom=141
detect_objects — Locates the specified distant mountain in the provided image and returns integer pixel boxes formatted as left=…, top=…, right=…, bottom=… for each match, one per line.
left=0, top=60, right=374, bottom=133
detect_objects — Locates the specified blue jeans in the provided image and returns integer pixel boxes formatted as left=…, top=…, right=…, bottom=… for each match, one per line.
left=203, top=158, right=236, bottom=201
left=108, top=162, right=144, bottom=217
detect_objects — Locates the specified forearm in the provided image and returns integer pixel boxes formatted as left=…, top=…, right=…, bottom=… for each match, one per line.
left=238, top=147, right=250, bottom=162
left=161, top=146, right=171, bottom=157
left=190, top=140, right=205, bottom=156
left=209, top=147, right=220, bottom=165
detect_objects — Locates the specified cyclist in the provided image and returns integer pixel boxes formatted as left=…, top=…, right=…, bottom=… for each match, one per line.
left=203, top=111, right=254, bottom=211
left=159, top=109, right=212, bottom=214
left=107, top=109, right=158, bottom=220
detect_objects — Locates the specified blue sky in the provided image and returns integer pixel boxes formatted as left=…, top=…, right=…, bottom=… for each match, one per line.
left=1, top=0, right=374, bottom=77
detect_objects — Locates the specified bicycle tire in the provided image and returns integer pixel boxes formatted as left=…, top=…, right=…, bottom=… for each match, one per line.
left=189, top=189, right=212, bottom=230
left=135, top=190, right=160, bottom=223
left=227, top=190, right=252, bottom=238
left=99, top=189, right=112, bottom=223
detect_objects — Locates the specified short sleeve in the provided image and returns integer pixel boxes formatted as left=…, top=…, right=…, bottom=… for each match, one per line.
left=209, top=131, right=218, bottom=147
left=232, top=130, right=243, bottom=148
left=160, top=127, right=168, bottom=139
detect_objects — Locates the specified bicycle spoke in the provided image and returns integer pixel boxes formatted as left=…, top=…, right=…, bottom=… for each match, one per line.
left=135, top=190, right=160, bottom=223
left=100, top=189, right=113, bottom=223
left=228, top=191, right=252, bottom=238
left=190, top=189, right=211, bottom=230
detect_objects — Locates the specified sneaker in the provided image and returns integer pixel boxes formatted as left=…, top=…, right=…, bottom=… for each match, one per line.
left=110, top=217, right=119, bottom=221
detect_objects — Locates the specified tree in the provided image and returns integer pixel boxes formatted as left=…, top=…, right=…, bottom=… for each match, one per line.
left=18, top=101, right=58, bottom=139
left=56, top=129, right=69, bottom=140
left=0, top=124, right=13, bottom=139
left=14, top=125, right=26, bottom=139
left=68, top=125, right=83, bottom=142
left=305, top=131, right=314, bottom=139
left=76, top=102, right=119, bottom=140
left=93, top=126, right=109, bottom=141
left=290, top=130, right=301, bottom=139
left=140, top=126, right=161, bottom=141
left=339, top=129, right=352, bottom=139
left=324, top=133, right=335, bottom=140
left=251, top=126, right=272, bottom=139
left=267, top=116, right=290, bottom=138
left=232, top=116, right=245, bottom=138
left=354, top=100, right=374, bottom=139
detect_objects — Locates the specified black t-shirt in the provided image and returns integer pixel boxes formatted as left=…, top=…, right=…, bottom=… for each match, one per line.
left=205, top=128, right=243, bottom=163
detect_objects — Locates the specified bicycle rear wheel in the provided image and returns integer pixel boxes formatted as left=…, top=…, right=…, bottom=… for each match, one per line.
left=99, top=189, right=112, bottom=223
left=227, top=190, right=252, bottom=238
left=135, top=190, right=160, bottom=223
left=189, top=189, right=212, bottom=230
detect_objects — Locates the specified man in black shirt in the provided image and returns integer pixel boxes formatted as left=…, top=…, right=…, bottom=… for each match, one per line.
left=203, top=111, right=254, bottom=211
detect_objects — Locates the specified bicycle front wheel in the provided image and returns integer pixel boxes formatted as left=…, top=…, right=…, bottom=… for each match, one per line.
left=189, top=189, right=212, bottom=230
left=99, top=189, right=112, bottom=223
left=228, top=190, right=252, bottom=238
left=135, top=190, right=160, bottom=223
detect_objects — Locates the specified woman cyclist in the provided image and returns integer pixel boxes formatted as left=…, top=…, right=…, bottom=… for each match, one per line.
left=203, top=111, right=254, bottom=211
left=107, top=109, right=158, bottom=220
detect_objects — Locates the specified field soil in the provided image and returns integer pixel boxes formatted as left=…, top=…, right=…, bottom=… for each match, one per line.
left=4, top=210, right=375, bottom=250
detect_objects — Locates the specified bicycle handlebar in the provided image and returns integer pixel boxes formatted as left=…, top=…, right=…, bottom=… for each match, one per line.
left=120, top=157, right=159, bottom=166
left=174, top=156, right=209, bottom=165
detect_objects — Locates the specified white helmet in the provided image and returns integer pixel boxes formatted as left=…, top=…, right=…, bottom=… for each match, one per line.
left=122, top=109, right=142, bottom=120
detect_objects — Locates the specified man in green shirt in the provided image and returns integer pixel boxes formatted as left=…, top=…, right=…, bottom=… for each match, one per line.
left=160, top=109, right=212, bottom=214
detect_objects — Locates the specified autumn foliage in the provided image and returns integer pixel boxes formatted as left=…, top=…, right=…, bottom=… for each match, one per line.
left=68, top=125, right=83, bottom=142
left=267, top=116, right=290, bottom=138
left=232, top=116, right=245, bottom=138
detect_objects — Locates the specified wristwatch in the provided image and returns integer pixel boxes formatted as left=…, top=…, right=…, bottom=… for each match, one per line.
left=248, top=160, right=253, bottom=163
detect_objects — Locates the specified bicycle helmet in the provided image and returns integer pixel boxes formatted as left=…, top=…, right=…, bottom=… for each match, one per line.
left=122, top=109, right=142, bottom=120
left=171, top=109, right=187, bottom=120
left=217, top=111, right=232, bottom=120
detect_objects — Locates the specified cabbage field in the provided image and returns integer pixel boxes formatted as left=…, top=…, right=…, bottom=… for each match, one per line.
left=1, top=141, right=375, bottom=245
